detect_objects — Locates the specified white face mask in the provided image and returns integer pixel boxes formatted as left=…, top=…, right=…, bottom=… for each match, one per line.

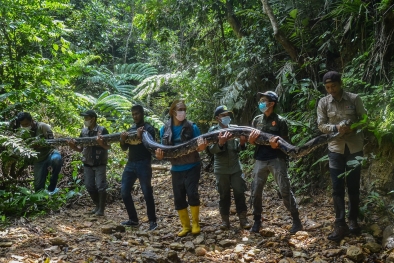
left=175, top=111, right=186, bottom=122
left=84, top=120, right=91, bottom=127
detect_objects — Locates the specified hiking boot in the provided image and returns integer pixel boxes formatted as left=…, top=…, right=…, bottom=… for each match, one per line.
left=327, top=222, right=350, bottom=241
left=349, top=219, right=361, bottom=235
left=289, top=219, right=303, bottom=234
left=238, top=211, right=251, bottom=229
left=149, top=221, right=158, bottom=231
left=250, top=220, right=261, bottom=233
left=220, top=214, right=230, bottom=230
left=289, top=212, right=303, bottom=234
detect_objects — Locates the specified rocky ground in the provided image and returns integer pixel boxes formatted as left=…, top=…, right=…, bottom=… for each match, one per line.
left=1, top=165, right=394, bottom=263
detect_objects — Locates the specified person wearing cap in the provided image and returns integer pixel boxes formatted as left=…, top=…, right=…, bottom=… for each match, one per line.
left=15, top=112, right=63, bottom=194
left=119, top=105, right=158, bottom=231
left=317, top=71, right=367, bottom=241
left=155, top=100, right=208, bottom=237
left=248, top=91, right=303, bottom=234
left=68, top=110, right=111, bottom=216
left=207, top=105, right=251, bottom=230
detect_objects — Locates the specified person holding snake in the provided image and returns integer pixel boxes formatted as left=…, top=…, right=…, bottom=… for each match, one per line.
left=155, top=100, right=208, bottom=236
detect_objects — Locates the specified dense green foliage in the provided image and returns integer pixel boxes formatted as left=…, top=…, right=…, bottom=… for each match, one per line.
left=1, top=0, right=394, bottom=219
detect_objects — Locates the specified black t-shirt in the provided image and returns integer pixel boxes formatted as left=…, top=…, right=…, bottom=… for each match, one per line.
left=125, top=123, right=155, bottom=162
left=252, top=113, right=288, bottom=161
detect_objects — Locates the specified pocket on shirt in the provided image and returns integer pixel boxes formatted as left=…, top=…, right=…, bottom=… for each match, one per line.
left=328, top=112, right=336, bottom=118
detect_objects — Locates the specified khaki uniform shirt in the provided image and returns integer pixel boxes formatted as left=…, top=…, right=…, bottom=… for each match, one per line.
left=317, top=91, right=367, bottom=154
left=207, top=124, right=244, bottom=174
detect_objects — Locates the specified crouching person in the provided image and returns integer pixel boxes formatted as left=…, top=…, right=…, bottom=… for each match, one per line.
left=68, top=110, right=111, bottom=216
left=16, top=112, right=63, bottom=194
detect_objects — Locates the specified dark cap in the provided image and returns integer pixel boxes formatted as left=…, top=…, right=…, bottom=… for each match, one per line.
left=323, top=71, right=341, bottom=84
left=214, top=105, right=233, bottom=117
left=80, top=110, right=97, bottom=118
left=256, top=91, right=278, bottom=102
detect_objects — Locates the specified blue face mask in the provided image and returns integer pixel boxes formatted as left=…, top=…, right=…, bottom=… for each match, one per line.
left=220, top=116, right=231, bottom=126
left=259, top=102, right=268, bottom=113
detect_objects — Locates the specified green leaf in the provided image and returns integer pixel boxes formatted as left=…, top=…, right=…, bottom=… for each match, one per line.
left=289, top=9, right=298, bottom=19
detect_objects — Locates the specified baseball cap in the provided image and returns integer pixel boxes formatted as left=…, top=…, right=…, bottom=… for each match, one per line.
left=214, top=105, right=233, bottom=117
left=256, top=91, right=278, bottom=102
left=323, top=71, right=341, bottom=84
left=80, top=110, right=98, bottom=118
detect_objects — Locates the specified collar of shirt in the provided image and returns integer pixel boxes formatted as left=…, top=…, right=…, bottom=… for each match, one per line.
left=90, top=124, right=99, bottom=131
left=328, top=91, right=350, bottom=103
left=131, top=123, right=145, bottom=129
left=263, top=112, right=277, bottom=121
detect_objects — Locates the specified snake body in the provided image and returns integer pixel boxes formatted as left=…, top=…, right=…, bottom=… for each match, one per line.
left=42, top=127, right=338, bottom=159
left=40, top=126, right=338, bottom=159
left=44, top=132, right=141, bottom=147
left=141, top=126, right=338, bottom=159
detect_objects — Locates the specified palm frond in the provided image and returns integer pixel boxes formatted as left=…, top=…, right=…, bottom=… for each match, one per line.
left=133, top=73, right=180, bottom=100
left=94, top=94, right=132, bottom=116
left=74, top=93, right=98, bottom=104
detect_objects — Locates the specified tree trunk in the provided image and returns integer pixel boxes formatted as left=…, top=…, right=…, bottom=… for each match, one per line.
left=260, top=0, right=299, bottom=63
left=226, top=0, right=245, bottom=38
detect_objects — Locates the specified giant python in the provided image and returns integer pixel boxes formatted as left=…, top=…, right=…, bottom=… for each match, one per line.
left=43, top=126, right=340, bottom=159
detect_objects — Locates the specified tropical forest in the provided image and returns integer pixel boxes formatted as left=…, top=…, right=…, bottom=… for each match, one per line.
left=1, top=0, right=394, bottom=262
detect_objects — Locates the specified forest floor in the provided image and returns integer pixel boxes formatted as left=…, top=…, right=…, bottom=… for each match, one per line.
left=0, top=163, right=393, bottom=263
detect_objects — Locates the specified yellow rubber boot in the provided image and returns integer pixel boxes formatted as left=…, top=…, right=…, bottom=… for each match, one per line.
left=177, top=208, right=191, bottom=237
left=190, top=206, right=201, bottom=235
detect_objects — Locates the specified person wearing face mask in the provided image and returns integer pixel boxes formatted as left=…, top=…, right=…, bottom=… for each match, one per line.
left=248, top=91, right=303, bottom=234
left=68, top=110, right=111, bottom=216
left=207, top=105, right=251, bottom=230
left=16, top=112, right=63, bottom=194
left=155, top=100, right=208, bottom=236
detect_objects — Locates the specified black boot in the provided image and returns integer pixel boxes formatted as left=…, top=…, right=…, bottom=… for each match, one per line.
left=250, top=220, right=261, bottom=233
left=348, top=195, right=361, bottom=234
left=327, top=196, right=349, bottom=241
left=220, top=214, right=230, bottom=230
left=238, top=211, right=251, bottom=229
left=88, top=191, right=99, bottom=214
left=348, top=219, right=361, bottom=235
left=328, top=221, right=350, bottom=241
left=333, top=195, right=346, bottom=223
left=95, top=191, right=106, bottom=216
left=289, top=212, right=303, bottom=234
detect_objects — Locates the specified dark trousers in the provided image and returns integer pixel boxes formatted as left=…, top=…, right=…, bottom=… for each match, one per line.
left=121, top=159, right=157, bottom=222
left=33, top=150, right=63, bottom=192
left=328, top=145, right=362, bottom=222
left=215, top=170, right=247, bottom=215
left=171, top=164, right=201, bottom=210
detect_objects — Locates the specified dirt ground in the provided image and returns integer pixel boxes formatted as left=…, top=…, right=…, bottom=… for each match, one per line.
left=0, top=166, right=392, bottom=263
